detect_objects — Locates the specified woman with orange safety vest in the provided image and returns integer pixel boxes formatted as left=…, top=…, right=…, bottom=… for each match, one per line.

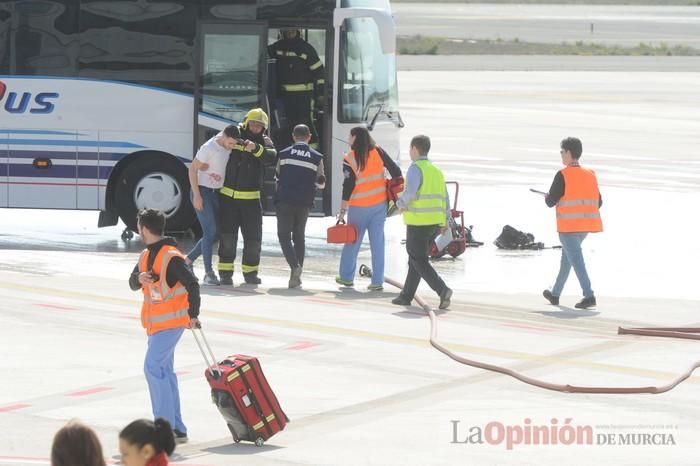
left=336, top=127, right=402, bottom=290
left=129, top=209, right=201, bottom=445
left=542, top=137, right=603, bottom=310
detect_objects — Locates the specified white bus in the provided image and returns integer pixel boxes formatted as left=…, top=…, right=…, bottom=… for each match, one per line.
left=0, top=0, right=403, bottom=234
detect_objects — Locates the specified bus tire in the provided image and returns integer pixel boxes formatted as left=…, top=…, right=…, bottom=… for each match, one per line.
left=114, top=155, right=195, bottom=233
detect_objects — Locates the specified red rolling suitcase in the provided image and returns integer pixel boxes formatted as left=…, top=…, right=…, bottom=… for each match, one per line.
left=191, top=328, right=288, bottom=447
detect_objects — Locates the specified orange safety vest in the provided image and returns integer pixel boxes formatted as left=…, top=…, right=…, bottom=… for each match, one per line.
left=344, top=148, right=387, bottom=207
left=556, top=166, right=603, bottom=233
left=138, top=245, right=191, bottom=336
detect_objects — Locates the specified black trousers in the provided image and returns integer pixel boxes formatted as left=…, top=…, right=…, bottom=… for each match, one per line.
left=218, top=198, right=262, bottom=279
left=401, top=225, right=447, bottom=299
left=280, top=91, right=318, bottom=147
left=276, top=201, right=310, bottom=269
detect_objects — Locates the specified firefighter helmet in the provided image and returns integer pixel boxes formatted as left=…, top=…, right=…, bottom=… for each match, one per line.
left=243, top=108, right=269, bottom=129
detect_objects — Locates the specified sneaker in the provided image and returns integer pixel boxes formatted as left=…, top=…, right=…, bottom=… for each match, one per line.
left=244, top=274, right=261, bottom=285
left=173, top=429, right=188, bottom=444
left=335, top=276, right=354, bottom=287
left=220, top=275, right=233, bottom=286
left=289, top=266, right=303, bottom=289
left=542, top=289, right=559, bottom=305
left=438, top=287, right=452, bottom=310
left=203, top=271, right=220, bottom=286
left=391, top=295, right=412, bottom=305
left=575, top=296, right=597, bottom=309
left=367, top=284, right=383, bottom=291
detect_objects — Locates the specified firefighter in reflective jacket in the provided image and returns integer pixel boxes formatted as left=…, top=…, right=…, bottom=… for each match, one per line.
left=129, top=208, right=200, bottom=443
left=218, top=108, right=277, bottom=285
left=543, top=137, right=602, bottom=310
left=268, top=28, right=325, bottom=148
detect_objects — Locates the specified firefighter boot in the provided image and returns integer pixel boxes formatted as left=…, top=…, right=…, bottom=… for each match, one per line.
left=219, top=273, right=233, bottom=286
left=243, top=272, right=261, bottom=285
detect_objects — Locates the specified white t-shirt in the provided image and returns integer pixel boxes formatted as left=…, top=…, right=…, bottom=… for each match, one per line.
left=195, top=134, right=230, bottom=189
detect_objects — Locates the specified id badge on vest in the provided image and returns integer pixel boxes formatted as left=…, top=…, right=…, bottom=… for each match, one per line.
left=149, top=285, right=164, bottom=303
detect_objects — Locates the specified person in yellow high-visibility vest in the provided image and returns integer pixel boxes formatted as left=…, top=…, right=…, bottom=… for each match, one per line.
left=393, top=135, right=453, bottom=310
left=542, top=137, right=602, bottom=309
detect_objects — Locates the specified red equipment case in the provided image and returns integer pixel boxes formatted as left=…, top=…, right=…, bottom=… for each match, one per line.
left=429, top=181, right=468, bottom=258
left=192, top=329, right=288, bottom=447
left=327, top=219, right=358, bottom=244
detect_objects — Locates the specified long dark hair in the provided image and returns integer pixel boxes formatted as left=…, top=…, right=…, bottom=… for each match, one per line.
left=119, top=418, right=176, bottom=456
left=51, top=421, right=106, bottom=466
left=350, top=126, right=376, bottom=171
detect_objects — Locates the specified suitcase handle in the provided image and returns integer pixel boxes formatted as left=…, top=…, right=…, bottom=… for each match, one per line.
left=336, top=218, right=346, bottom=225
left=190, top=326, right=222, bottom=379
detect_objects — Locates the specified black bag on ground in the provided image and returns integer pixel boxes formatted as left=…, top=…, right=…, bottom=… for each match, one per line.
left=494, top=225, right=544, bottom=250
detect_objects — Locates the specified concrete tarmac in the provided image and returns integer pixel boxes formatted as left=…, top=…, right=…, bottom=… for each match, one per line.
left=2, top=70, right=700, bottom=465
left=394, top=3, right=700, bottom=47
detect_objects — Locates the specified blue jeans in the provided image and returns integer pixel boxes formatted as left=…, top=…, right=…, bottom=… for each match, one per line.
left=144, top=327, right=187, bottom=434
left=551, top=232, right=594, bottom=298
left=339, top=202, right=386, bottom=286
left=186, top=187, right=220, bottom=273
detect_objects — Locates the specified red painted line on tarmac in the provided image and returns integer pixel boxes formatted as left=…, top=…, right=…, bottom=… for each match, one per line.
left=0, top=457, right=209, bottom=466
left=220, top=329, right=268, bottom=338
left=176, top=370, right=190, bottom=376
left=0, top=403, right=31, bottom=413
left=305, top=297, right=350, bottom=306
left=501, top=323, right=556, bottom=333
left=287, top=341, right=320, bottom=351
left=35, top=303, right=78, bottom=311
left=67, top=387, right=113, bottom=397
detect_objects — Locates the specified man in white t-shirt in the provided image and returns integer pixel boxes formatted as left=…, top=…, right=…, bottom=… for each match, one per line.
left=185, top=126, right=239, bottom=285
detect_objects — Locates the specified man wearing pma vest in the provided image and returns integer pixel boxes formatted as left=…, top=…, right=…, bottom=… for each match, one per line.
left=393, top=135, right=453, bottom=310
left=275, top=124, right=325, bottom=288
left=543, top=137, right=603, bottom=309
left=129, top=209, right=201, bottom=444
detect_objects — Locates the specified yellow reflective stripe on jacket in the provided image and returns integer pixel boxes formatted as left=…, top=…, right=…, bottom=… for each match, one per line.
left=242, top=264, right=259, bottom=273
left=220, top=187, right=260, bottom=200
left=253, top=144, right=264, bottom=158
left=309, top=60, right=323, bottom=71
left=218, top=262, right=234, bottom=272
left=282, top=83, right=314, bottom=92
left=316, top=78, right=325, bottom=85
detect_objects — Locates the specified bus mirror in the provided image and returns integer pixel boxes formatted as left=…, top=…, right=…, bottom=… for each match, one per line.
left=334, top=8, right=396, bottom=55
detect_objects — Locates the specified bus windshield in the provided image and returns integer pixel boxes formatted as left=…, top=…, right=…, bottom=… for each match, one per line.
left=338, top=16, right=399, bottom=124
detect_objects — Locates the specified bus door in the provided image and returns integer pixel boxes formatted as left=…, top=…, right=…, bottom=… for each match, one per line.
left=7, top=130, right=77, bottom=209
left=194, top=22, right=272, bottom=206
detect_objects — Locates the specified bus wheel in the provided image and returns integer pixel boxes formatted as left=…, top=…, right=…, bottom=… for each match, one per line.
left=115, top=156, right=195, bottom=233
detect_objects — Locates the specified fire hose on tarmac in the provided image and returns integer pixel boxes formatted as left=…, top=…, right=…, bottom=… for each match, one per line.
left=358, top=264, right=700, bottom=395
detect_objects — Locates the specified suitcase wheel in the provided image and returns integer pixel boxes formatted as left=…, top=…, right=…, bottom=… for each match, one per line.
left=255, top=437, right=264, bottom=447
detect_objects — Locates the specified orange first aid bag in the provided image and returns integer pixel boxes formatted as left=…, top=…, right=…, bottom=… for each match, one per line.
left=327, top=219, right=358, bottom=244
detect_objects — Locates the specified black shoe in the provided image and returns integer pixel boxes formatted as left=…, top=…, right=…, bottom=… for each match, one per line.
left=173, top=429, right=188, bottom=444
left=543, top=289, right=559, bottom=305
left=391, top=295, right=412, bottom=305
left=438, top=287, right=452, bottom=310
left=289, top=266, right=302, bottom=289
left=575, top=296, right=596, bottom=309
left=244, top=274, right=261, bottom=285
left=220, top=275, right=233, bottom=286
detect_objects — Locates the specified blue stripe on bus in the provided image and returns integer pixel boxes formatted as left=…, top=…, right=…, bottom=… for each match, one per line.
left=0, top=75, right=191, bottom=98
left=0, top=130, right=84, bottom=136
left=7, top=149, right=128, bottom=161
left=8, top=139, right=145, bottom=148
left=5, top=163, right=111, bottom=180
